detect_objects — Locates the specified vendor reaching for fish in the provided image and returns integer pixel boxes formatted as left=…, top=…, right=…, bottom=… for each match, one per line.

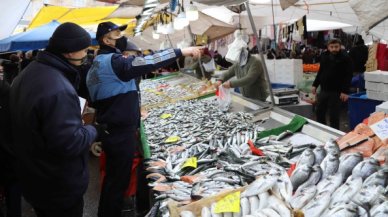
left=214, top=30, right=269, bottom=101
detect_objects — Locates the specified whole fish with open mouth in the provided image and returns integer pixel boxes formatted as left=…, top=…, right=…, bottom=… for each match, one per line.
left=320, top=152, right=340, bottom=179
left=338, top=152, right=363, bottom=181
left=290, top=164, right=312, bottom=191
left=352, top=158, right=380, bottom=180
left=296, top=148, right=315, bottom=167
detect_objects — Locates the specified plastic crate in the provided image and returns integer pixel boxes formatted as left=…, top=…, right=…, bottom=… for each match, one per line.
left=348, top=92, right=383, bottom=129
left=271, top=83, right=296, bottom=89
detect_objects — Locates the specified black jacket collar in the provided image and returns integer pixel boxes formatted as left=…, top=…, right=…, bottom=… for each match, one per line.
left=35, top=51, right=80, bottom=89
left=98, top=44, right=121, bottom=55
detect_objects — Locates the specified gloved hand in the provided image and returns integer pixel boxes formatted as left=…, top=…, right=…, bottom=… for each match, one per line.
left=92, top=122, right=109, bottom=142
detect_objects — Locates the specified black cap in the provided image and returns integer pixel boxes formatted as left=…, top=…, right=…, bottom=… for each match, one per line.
left=47, top=22, right=91, bottom=53
left=96, top=21, right=128, bottom=40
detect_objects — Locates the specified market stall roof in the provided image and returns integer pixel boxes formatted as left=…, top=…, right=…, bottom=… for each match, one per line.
left=0, top=20, right=97, bottom=52
left=28, top=5, right=119, bottom=29
left=0, top=0, right=30, bottom=40
left=128, top=11, right=237, bottom=51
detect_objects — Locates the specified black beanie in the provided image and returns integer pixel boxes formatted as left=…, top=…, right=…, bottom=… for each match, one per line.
left=47, top=22, right=91, bottom=53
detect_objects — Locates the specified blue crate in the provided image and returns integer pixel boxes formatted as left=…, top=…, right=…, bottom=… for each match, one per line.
left=348, top=92, right=383, bottom=129
left=271, top=83, right=295, bottom=89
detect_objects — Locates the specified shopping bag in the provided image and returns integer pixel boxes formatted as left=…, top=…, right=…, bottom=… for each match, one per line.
left=216, top=86, right=232, bottom=111
left=202, top=58, right=216, bottom=72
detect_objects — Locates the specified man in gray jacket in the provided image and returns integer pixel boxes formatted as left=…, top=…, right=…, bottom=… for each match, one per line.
left=215, top=52, right=268, bottom=101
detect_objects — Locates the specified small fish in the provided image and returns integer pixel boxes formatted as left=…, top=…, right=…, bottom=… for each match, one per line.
left=258, top=191, right=269, bottom=210
left=324, top=138, right=340, bottom=156
left=249, top=196, right=260, bottom=214
left=240, top=197, right=250, bottom=216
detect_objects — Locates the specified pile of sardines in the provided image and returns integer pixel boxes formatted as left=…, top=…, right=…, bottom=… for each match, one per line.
left=143, top=100, right=388, bottom=217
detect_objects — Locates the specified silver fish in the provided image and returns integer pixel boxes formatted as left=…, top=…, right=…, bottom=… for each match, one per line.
left=297, top=165, right=322, bottom=190
left=316, top=173, right=343, bottom=194
left=322, top=202, right=358, bottom=217
left=324, top=138, right=340, bottom=156
left=352, top=158, right=380, bottom=180
left=291, top=185, right=317, bottom=209
left=290, top=164, right=312, bottom=191
left=271, top=171, right=293, bottom=203
left=302, top=191, right=331, bottom=217
left=241, top=175, right=277, bottom=197
left=296, top=148, right=315, bottom=167
left=258, top=191, right=269, bottom=210
left=363, top=166, right=388, bottom=187
left=256, top=208, right=281, bottom=217
left=330, top=176, right=363, bottom=206
left=313, top=145, right=327, bottom=165
left=249, top=196, right=260, bottom=214
left=240, top=197, right=250, bottom=216
left=338, top=153, right=363, bottom=180
left=371, top=201, right=388, bottom=217
left=320, top=153, right=339, bottom=179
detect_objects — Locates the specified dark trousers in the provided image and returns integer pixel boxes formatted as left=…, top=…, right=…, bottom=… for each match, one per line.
left=316, top=91, right=342, bottom=130
left=4, top=182, right=21, bottom=217
left=33, top=198, right=83, bottom=217
left=98, top=131, right=137, bottom=217
left=135, top=159, right=150, bottom=215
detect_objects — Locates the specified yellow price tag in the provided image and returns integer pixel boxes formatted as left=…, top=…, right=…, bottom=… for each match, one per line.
left=165, top=136, right=180, bottom=143
left=182, top=157, right=197, bottom=169
left=214, top=191, right=241, bottom=213
left=160, top=113, right=172, bottom=119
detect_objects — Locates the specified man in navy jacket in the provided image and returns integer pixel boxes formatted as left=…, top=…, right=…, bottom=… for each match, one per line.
left=87, top=21, right=201, bottom=217
left=10, top=23, right=100, bottom=217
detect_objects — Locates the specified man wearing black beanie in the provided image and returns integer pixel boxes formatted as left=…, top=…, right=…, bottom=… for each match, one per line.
left=9, top=22, right=100, bottom=217
left=87, top=21, right=202, bottom=217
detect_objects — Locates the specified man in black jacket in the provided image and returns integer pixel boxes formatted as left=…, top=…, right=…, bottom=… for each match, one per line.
left=312, top=38, right=353, bottom=130
left=10, top=23, right=100, bottom=217
left=87, top=21, right=201, bottom=217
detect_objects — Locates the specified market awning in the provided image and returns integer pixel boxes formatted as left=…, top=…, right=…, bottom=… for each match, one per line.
left=28, top=5, right=119, bottom=30
left=0, top=20, right=97, bottom=52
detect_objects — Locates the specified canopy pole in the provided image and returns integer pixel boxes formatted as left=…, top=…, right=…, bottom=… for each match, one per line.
left=166, top=34, right=182, bottom=71
left=188, top=25, right=206, bottom=79
left=245, top=0, right=275, bottom=106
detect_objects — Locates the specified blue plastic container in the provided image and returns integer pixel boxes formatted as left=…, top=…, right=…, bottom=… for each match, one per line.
left=348, top=92, right=383, bottom=129
left=271, top=83, right=296, bottom=89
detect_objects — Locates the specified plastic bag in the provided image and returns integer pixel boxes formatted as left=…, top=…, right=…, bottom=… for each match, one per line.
left=202, top=58, right=216, bottom=72
left=225, top=38, right=247, bottom=63
left=216, top=86, right=231, bottom=111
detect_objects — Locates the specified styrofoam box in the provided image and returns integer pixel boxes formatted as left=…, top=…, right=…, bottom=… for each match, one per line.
left=376, top=101, right=388, bottom=113
left=265, top=59, right=303, bottom=85
left=365, top=70, right=388, bottom=83
left=365, top=81, right=382, bottom=91
left=367, top=90, right=387, bottom=101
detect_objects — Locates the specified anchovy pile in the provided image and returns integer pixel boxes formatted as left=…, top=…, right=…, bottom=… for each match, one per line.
left=140, top=77, right=213, bottom=108
left=290, top=139, right=388, bottom=217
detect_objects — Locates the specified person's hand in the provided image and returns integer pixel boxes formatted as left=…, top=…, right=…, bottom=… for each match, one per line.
left=311, top=86, right=317, bottom=95
left=340, top=93, right=349, bottom=102
left=92, top=122, right=109, bottom=142
left=181, top=47, right=202, bottom=59
left=222, top=81, right=232, bottom=89
left=214, top=80, right=222, bottom=88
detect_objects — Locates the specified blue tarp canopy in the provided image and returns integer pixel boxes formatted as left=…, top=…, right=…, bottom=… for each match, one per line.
left=0, top=20, right=97, bottom=52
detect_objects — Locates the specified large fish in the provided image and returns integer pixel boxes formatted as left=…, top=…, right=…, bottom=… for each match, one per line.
left=322, top=202, right=358, bottom=217
left=302, top=191, right=331, bottom=217
left=241, top=175, right=278, bottom=197
left=352, top=158, right=380, bottom=180
left=290, top=164, right=312, bottom=191
left=313, top=145, right=327, bottom=165
left=296, top=148, right=315, bottom=167
left=290, top=185, right=317, bottom=209
left=329, top=176, right=363, bottom=206
left=320, top=153, right=339, bottom=179
left=363, top=166, right=388, bottom=187
left=316, top=173, right=343, bottom=194
left=338, top=153, right=363, bottom=180
left=297, top=165, right=322, bottom=190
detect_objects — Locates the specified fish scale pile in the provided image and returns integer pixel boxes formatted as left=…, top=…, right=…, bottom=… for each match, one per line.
left=289, top=138, right=388, bottom=217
